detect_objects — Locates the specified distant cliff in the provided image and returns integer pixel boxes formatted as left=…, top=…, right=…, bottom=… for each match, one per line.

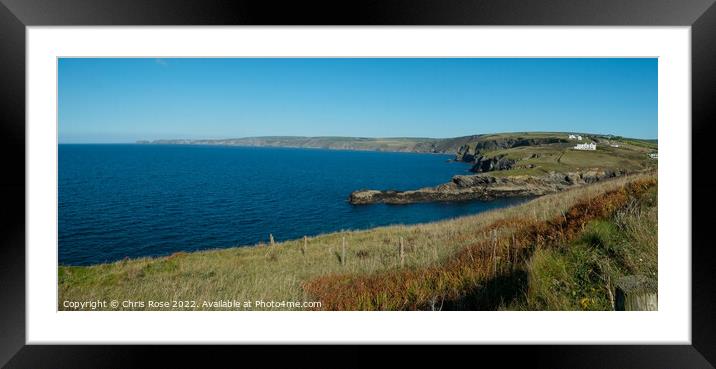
left=141, top=133, right=575, bottom=161
left=139, top=134, right=528, bottom=155
left=142, top=136, right=450, bottom=153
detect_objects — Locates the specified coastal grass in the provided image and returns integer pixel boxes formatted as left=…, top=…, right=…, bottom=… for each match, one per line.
left=58, top=173, right=656, bottom=311
left=518, top=185, right=657, bottom=310
left=303, top=176, right=656, bottom=310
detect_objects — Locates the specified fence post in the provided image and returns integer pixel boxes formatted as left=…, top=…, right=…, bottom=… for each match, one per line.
left=508, top=234, right=513, bottom=264
left=302, top=236, right=307, bottom=255
left=399, top=237, right=405, bottom=267
left=615, top=275, right=657, bottom=311
left=269, top=234, right=274, bottom=246
left=341, top=236, right=346, bottom=266
left=492, top=229, right=498, bottom=276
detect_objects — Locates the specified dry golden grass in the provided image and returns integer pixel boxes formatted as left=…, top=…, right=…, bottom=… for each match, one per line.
left=58, top=172, right=656, bottom=311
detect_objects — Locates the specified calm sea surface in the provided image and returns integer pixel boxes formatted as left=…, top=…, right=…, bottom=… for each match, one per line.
left=59, top=144, right=527, bottom=265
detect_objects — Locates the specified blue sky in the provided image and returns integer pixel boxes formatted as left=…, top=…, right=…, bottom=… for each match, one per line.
left=58, top=58, right=657, bottom=143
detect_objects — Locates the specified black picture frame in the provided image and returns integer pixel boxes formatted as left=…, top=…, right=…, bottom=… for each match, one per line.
left=1, top=0, right=714, bottom=367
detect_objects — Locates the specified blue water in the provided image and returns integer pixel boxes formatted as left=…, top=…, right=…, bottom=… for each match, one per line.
left=59, top=144, right=527, bottom=265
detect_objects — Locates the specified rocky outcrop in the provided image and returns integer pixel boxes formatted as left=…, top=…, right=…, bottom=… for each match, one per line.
left=455, top=137, right=569, bottom=174
left=348, top=170, right=626, bottom=205
left=472, top=155, right=516, bottom=173
left=455, top=144, right=476, bottom=162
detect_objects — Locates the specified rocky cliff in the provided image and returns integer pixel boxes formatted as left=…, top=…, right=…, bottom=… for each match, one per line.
left=471, top=155, right=517, bottom=172
left=455, top=137, right=567, bottom=162
left=455, top=137, right=569, bottom=174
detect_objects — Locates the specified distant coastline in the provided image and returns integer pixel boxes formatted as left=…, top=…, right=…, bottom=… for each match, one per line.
left=137, top=133, right=657, bottom=155
left=137, top=136, right=463, bottom=155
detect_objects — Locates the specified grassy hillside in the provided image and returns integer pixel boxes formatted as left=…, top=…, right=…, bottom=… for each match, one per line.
left=460, top=133, right=657, bottom=177
left=59, top=172, right=657, bottom=311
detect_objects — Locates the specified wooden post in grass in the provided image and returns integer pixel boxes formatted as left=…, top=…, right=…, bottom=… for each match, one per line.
left=302, top=236, right=307, bottom=255
left=509, top=234, right=514, bottom=264
left=269, top=234, right=275, bottom=246
left=399, top=237, right=405, bottom=267
left=492, top=229, right=497, bottom=276
left=341, top=236, right=346, bottom=266
left=615, top=275, right=657, bottom=311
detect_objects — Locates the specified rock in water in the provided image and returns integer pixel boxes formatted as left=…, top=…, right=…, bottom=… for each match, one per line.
left=348, top=170, right=629, bottom=205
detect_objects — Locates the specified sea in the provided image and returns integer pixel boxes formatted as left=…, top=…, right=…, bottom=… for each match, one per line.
left=59, top=144, right=527, bottom=265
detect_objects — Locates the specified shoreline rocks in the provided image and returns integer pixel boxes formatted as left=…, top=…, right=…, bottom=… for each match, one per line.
left=348, top=170, right=626, bottom=205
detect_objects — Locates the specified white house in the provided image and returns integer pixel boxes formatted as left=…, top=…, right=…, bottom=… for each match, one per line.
left=610, top=144, right=620, bottom=148
left=568, top=134, right=576, bottom=139
left=574, top=143, right=597, bottom=151
left=577, top=135, right=583, bottom=141
left=649, top=153, right=658, bottom=159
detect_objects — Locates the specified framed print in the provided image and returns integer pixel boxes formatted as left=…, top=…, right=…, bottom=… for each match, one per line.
left=1, top=0, right=715, bottom=367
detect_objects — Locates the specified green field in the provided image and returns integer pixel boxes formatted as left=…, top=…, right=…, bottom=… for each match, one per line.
left=467, top=134, right=657, bottom=177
